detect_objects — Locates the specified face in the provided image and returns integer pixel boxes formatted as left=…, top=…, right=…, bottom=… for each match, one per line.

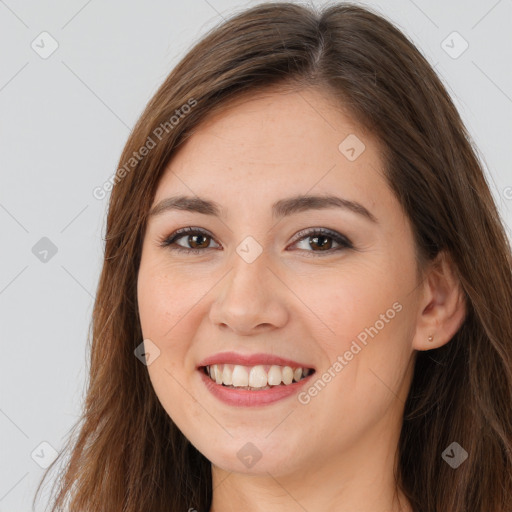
left=137, top=86, right=423, bottom=478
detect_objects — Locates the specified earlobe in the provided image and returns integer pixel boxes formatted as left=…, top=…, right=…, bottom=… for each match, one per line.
left=412, top=251, right=467, bottom=351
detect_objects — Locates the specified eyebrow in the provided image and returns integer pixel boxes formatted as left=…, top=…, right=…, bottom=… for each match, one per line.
left=148, top=194, right=378, bottom=223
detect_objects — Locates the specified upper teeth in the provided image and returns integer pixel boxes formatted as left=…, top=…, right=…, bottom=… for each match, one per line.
left=205, top=364, right=312, bottom=389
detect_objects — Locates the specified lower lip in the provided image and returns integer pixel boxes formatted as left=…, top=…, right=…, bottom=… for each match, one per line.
left=199, top=370, right=313, bottom=407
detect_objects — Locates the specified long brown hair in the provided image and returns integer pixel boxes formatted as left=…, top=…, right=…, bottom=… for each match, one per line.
left=34, top=2, right=512, bottom=511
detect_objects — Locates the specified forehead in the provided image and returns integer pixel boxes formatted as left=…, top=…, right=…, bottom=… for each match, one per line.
left=154, top=87, right=393, bottom=222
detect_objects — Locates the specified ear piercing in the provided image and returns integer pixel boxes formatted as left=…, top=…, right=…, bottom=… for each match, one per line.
left=427, top=334, right=434, bottom=342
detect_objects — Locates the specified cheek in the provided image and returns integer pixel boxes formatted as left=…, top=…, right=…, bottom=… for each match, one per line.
left=301, top=261, right=407, bottom=356
left=137, top=262, right=210, bottom=431
left=137, top=261, right=204, bottom=342
left=297, top=259, right=416, bottom=417
left=307, top=261, right=415, bottom=403
left=137, top=258, right=219, bottom=392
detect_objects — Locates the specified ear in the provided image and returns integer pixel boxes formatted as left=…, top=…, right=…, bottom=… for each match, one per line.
left=412, top=250, right=467, bottom=351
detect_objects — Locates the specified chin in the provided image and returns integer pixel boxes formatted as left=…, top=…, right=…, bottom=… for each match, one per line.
left=194, top=433, right=306, bottom=477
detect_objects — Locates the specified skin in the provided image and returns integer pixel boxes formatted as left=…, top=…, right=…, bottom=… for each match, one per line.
left=137, top=86, right=466, bottom=512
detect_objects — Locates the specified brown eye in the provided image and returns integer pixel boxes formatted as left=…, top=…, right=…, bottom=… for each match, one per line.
left=289, top=228, right=353, bottom=256
left=182, top=233, right=210, bottom=249
left=160, top=227, right=220, bottom=254
left=306, top=234, right=334, bottom=251
left=160, top=226, right=353, bottom=257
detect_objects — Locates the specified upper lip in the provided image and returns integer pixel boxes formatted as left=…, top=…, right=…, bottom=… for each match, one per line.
left=198, top=351, right=315, bottom=370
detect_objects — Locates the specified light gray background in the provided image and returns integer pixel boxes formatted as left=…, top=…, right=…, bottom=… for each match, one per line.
left=1, top=0, right=511, bottom=510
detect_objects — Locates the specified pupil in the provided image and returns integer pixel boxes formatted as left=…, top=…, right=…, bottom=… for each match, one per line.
left=312, top=235, right=330, bottom=250
left=191, top=234, right=208, bottom=248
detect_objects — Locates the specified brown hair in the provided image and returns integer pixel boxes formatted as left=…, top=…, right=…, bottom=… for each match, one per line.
left=34, top=2, right=512, bottom=511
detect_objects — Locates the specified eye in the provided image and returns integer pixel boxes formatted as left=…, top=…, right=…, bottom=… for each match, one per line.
left=288, top=227, right=353, bottom=256
left=159, top=227, right=220, bottom=254
left=159, top=226, right=353, bottom=256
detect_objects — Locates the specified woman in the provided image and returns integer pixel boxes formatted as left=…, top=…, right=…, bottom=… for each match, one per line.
left=35, top=2, right=512, bottom=511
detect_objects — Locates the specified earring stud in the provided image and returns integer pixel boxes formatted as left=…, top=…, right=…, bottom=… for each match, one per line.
left=427, top=334, right=434, bottom=342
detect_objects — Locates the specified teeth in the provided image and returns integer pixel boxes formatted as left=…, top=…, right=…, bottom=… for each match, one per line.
left=267, top=365, right=282, bottom=386
left=222, top=365, right=233, bottom=385
left=215, top=365, right=223, bottom=385
left=249, top=365, right=268, bottom=388
left=231, top=365, right=249, bottom=387
left=205, top=363, right=312, bottom=388
left=282, top=366, right=293, bottom=385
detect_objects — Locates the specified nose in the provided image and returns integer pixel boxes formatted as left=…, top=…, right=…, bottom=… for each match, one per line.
left=208, top=250, right=289, bottom=336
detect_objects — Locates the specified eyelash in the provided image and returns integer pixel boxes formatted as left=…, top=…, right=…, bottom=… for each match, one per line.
left=159, top=226, right=353, bottom=257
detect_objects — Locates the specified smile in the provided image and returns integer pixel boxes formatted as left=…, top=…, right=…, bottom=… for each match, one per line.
left=203, top=364, right=314, bottom=390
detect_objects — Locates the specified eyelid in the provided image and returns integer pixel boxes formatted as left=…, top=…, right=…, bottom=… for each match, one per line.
left=160, top=226, right=220, bottom=249
left=289, top=227, right=352, bottom=247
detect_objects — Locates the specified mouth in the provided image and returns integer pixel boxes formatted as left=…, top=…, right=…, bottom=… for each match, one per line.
left=200, top=364, right=315, bottom=391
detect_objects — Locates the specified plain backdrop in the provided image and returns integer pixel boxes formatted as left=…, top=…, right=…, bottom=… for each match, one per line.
left=1, top=0, right=511, bottom=510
